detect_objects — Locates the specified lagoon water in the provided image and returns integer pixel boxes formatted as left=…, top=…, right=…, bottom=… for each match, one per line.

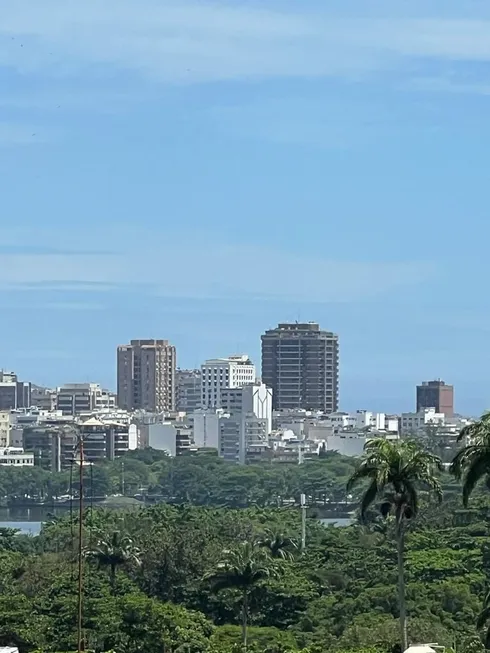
left=0, top=508, right=354, bottom=536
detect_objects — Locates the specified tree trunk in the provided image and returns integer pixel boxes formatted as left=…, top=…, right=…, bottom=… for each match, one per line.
left=396, top=522, right=408, bottom=652
left=241, top=589, right=248, bottom=650
left=110, top=563, right=116, bottom=595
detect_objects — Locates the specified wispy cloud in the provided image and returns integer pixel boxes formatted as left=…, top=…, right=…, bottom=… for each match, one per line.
left=3, top=1, right=490, bottom=86
left=0, top=242, right=437, bottom=303
left=408, top=75, right=490, bottom=96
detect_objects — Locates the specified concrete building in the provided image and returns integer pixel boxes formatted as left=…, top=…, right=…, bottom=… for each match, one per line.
left=0, top=371, right=31, bottom=410
left=318, top=410, right=389, bottom=433
left=144, top=422, right=193, bottom=457
left=191, top=409, right=223, bottom=450
left=219, top=413, right=269, bottom=464
left=323, top=433, right=372, bottom=457
left=0, top=447, right=34, bottom=466
left=416, top=380, right=454, bottom=417
left=56, top=383, right=113, bottom=415
left=0, top=412, right=11, bottom=447
left=200, top=355, right=255, bottom=408
left=22, top=416, right=136, bottom=471
left=176, top=369, right=201, bottom=412
left=117, top=339, right=176, bottom=413
left=31, top=385, right=57, bottom=411
left=400, top=408, right=445, bottom=435
left=221, top=383, right=273, bottom=436
left=217, top=383, right=273, bottom=463
left=261, top=322, right=339, bottom=413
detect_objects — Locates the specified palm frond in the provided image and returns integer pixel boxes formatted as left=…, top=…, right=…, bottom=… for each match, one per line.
left=462, top=455, right=490, bottom=507
left=359, top=479, right=378, bottom=521
left=476, top=606, right=490, bottom=630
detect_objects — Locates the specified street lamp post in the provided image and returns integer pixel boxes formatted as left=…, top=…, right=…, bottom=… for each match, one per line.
left=300, top=493, right=307, bottom=554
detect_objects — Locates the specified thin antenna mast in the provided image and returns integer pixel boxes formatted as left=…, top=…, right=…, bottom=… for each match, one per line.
left=77, top=430, right=84, bottom=653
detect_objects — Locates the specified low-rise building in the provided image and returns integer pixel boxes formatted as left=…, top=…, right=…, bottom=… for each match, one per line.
left=22, top=415, right=137, bottom=470
left=0, top=412, right=11, bottom=447
left=56, top=383, right=115, bottom=416
left=400, top=408, right=445, bottom=435
left=176, top=369, right=201, bottom=412
left=190, top=409, right=223, bottom=450
left=144, top=423, right=193, bottom=456
left=0, top=447, right=34, bottom=466
left=0, top=371, right=31, bottom=410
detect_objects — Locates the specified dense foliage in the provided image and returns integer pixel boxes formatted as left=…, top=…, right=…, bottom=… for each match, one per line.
left=0, top=449, right=357, bottom=508
left=3, top=424, right=490, bottom=653
left=0, top=492, right=489, bottom=653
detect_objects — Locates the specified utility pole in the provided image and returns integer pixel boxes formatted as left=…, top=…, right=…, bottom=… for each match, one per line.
left=300, top=493, right=306, bottom=554
left=77, top=432, right=84, bottom=653
left=121, top=460, right=125, bottom=496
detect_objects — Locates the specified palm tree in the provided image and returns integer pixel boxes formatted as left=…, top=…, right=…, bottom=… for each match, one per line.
left=477, top=589, right=490, bottom=649
left=257, top=530, right=297, bottom=561
left=206, top=541, right=278, bottom=650
left=86, top=530, right=141, bottom=594
left=451, top=412, right=490, bottom=506
left=346, top=438, right=443, bottom=652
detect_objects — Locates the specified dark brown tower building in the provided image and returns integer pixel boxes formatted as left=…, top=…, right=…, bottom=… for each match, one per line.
left=261, top=322, right=339, bottom=413
left=416, top=380, right=454, bottom=417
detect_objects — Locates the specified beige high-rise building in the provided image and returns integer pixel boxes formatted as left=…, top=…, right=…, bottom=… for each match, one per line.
left=117, top=339, right=176, bottom=413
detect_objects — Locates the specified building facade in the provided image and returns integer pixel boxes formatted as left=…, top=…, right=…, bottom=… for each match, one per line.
left=144, top=422, right=193, bottom=457
left=56, top=383, right=110, bottom=415
left=0, top=447, right=34, bottom=466
left=0, top=371, right=31, bottom=410
left=175, top=369, right=201, bottom=412
left=400, top=408, right=445, bottom=435
left=200, top=355, right=255, bottom=408
left=117, top=339, right=176, bottom=413
left=261, top=322, right=339, bottom=413
left=0, top=412, right=11, bottom=447
left=220, top=383, right=273, bottom=436
left=416, top=380, right=454, bottom=417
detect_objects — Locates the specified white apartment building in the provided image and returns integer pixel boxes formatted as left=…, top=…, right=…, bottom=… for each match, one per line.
left=200, top=355, right=255, bottom=408
left=218, top=383, right=273, bottom=463
left=220, top=414, right=269, bottom=464
left=305, top=410, right=397, bottom=435
left=400, top=408, right=445, bottom=435
left=0, top=447, right=34, bottom=466
left=146, top=423, right=193, bottom=457
left=220, top=383, right=273, bottom=435
left=191, top=409, right=224, bottom=450
left=0, top=412, right=11, bottom=447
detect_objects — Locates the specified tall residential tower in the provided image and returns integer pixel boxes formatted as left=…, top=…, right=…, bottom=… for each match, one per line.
left=117, top=339, right=176, bottom=413
left=261, top=322, right=339, bottom=413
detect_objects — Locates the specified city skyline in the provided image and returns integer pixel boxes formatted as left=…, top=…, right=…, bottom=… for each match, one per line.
left=3, top=1, right=490, bottom=414
left=0, top=325, right=461, bottom=417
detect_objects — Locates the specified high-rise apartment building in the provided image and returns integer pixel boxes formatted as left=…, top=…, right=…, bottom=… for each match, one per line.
left=261, top=322, right=339, bottom=413
left=200, top=355, right=256, bottom=408
left=117, top=339, right=176, bottom=413
left=416, top=380, right=454, bottom=417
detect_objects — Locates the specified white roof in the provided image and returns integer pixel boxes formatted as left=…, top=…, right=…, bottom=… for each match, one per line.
left=405, top=646, right=437, bottom=653
left=0, top=647, right=20, bottom=653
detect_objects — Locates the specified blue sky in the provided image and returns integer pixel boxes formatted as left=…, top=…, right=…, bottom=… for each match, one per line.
left=2, top=0, right=490, bottom=414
